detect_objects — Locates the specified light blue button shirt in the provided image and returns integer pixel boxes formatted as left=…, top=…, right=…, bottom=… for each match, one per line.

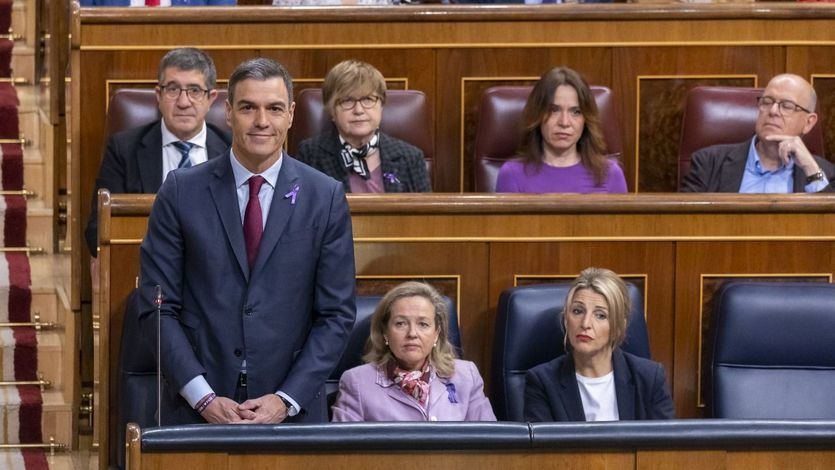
left=739, top=138, right=829, bottom=193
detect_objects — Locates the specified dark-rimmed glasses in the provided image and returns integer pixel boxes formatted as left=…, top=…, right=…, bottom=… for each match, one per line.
left=756, top=96, right=811, bottom=115
left=336, top=95, right=381, bottom=111
left=158, top=84, right=210, bottom=102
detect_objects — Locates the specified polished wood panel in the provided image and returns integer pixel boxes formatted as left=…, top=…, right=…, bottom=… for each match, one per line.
left=74, top=4, right=835, bottom=312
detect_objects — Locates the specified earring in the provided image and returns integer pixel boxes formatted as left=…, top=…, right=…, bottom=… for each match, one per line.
left=384, top=337, right=389, bottom=346
left=433, top=341, right=438, bottom=348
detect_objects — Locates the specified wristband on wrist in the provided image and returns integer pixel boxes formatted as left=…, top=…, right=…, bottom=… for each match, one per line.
left=807, top=170, right=825, bottom=184
left=195, top=392, right=217, bottom=413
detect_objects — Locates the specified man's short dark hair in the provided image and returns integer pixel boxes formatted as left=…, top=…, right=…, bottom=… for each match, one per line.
left=227, top=58, right=294, bottom=105
left=158, top=48, right=217, bottom=90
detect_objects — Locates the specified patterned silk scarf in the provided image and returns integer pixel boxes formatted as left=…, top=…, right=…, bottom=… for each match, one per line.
left=389, top=359, right=433, bottom=409
left=339, top=131, right=380, bottom=180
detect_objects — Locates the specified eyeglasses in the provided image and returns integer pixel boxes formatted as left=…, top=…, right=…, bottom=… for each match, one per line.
left=336, top=95, right=381, bottom=111
left=158, top=84, right=210, bottom=102
left=756, top=96, right=811, bottom=115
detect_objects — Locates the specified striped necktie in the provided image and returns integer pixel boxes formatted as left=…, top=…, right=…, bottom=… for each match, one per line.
left=172, top=141, right=195, bottom=169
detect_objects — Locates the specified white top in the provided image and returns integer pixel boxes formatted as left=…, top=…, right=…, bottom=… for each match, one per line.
left=160, top=121, right=209, bottom=182
left=576, top=371, right=619, bottom=422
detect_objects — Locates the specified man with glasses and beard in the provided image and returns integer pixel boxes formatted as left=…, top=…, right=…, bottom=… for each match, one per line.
left=682, top=73, right=833, bottom=193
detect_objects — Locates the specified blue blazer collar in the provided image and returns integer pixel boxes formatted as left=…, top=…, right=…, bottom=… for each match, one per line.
left=558, top=349, right=636, bottom=421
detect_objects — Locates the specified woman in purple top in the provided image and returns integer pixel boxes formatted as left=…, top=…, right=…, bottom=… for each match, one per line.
left=495, top=67, right=628, bottom=194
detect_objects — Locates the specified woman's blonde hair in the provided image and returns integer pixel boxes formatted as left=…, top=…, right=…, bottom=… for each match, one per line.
left=364, top=281, right=457, bottom=377
left=561, top=267, right=631, bottom=350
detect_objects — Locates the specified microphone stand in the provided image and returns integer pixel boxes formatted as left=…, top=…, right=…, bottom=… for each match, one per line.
left=154, top=285, right=164, bottom=427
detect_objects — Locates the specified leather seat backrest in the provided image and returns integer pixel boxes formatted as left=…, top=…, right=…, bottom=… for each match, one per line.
left=678, top=86, right=824, bottom=189
left=473, top=85, right=622, bottom=192
left=492, top=282, right=648, bottom=421
left=287, top=88, right=434, bottom=183
left=711, top=282, right=835, bottom=419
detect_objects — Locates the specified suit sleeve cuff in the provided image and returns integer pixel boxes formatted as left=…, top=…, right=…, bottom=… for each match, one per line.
left=180, top=375, right=214, bottom=409
left=804, top=175, right=830, bottom=193
left=275, top=391, right=300, bottom=416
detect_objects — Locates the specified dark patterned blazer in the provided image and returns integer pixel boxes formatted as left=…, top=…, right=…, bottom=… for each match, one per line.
left=681, top=138, right=835, bottom=193
left=296, top=128, right=432, bottom=193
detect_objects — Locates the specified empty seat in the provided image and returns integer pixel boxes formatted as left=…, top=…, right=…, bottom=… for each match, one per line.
left=711, top=282, right=835, bottom=419
left=492, top=282, right=648, bottom=421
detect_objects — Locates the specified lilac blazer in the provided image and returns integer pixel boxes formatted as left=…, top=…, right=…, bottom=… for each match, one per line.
left=332, top=359, right=497, bottom=422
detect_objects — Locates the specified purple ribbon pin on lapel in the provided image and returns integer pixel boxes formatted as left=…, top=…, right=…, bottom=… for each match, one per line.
left=445, top=383, right=458, bottom=404
left=383, top=172, right=400, bottom=184
left=284, top=184, right=300, bottom=205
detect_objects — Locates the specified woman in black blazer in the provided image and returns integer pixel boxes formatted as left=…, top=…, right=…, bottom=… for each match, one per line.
left=524, top=267, right=675, bottom=422
left=296, top=60, right=431, bottom=193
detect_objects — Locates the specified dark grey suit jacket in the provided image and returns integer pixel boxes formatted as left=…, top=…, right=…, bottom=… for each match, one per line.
left=138, top=153, right=356, bottom=424
left=85, top=119, right=231, bottom=255
left=296, top=129, right=432, bottom=193
left=524, top=349, right=675, bottom=422
left=681, top=138, right=835, bottom=193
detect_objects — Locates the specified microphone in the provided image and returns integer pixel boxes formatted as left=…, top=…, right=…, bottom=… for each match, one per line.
left=154, top=285, right=164, bottom=426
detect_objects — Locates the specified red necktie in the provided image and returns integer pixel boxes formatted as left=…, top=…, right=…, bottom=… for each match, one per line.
left=243, top=176, right=266, bottom=270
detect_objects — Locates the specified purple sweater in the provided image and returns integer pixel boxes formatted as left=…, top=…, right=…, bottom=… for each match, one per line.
left=495, top=159, right=628, bottom=194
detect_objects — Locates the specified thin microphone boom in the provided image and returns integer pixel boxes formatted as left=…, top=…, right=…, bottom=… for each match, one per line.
left=154, top=285, right=163, bottom=427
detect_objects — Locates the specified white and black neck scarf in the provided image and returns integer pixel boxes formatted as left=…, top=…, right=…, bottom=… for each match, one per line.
left=340, top=131, right=380, bottom=180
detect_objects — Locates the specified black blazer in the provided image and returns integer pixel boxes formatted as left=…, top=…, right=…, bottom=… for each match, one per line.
left=681, top=138, right=835, bottom=193
left=524, top=349, right=675, bottom=422
left=85, top=120, right=231, bottom=254
left=296, top=129, right=432, bottom=193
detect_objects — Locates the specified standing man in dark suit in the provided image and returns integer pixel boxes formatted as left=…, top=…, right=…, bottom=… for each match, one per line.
left=85, top=47, right=232, bottom=256
left=682, top=73, right=834, bottom=193
left=138, top=57, right=356, bottom=424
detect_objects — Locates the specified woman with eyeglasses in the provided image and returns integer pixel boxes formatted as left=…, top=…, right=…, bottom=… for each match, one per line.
left=296, top=60, right=432, bottom=193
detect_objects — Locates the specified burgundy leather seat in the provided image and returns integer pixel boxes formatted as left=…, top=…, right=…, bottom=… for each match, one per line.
left=286, top=88, right=434, bottom=184
left=105, top=87, right=229, bottom=139
left=473, top=86, right=622, bottom=193
left=678, top=86, right=824, bottom=190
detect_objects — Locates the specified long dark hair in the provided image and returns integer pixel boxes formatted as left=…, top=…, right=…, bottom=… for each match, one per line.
left=519, top=67, right=609, bottom=186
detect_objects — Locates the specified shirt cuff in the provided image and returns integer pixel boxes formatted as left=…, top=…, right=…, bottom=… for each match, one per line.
left=276, top=391, right=300, bottom=416
left=804, top=175, right=830, bottom=193
left=180, top=375, right=214, bottom=409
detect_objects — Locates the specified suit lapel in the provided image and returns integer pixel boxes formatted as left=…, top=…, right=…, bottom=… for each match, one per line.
left=251, top=154, right=299, bottom=276
left=205, top=125, right=230, bottom=160
left=321, top=130, right=350, bottom=191
left=791, top=166, right=807, bottom=193
left=612, top=349, right=636, bottom=420
left=379, top=133, right=404, bottom=193
left=719, top=139, right=752, bottom=192
left=138, top=123, right=164, bottom=192
left=558, top=355, right=587, bottom=421
left=208, top=153, right=249, bottom=280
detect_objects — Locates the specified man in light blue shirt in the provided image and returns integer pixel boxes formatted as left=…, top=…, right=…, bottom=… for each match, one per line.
left=682, top=74, right=834, bottom=193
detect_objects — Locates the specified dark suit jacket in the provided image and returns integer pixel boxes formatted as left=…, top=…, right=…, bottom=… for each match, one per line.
left=681, top=138, right=835, bottom=193
left=296, top=129, right=432, bottom=193
left=524, top=349, right=675, bottom=422
left=85, top=119, right=231, bottom=255
left=137, top=152, right=356, bottom=425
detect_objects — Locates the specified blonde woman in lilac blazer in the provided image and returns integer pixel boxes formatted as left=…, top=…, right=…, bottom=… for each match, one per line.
left=332, top=282, right=496, bottom=422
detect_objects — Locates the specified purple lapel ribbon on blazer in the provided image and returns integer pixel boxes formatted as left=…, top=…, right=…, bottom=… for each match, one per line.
left=284, top=184, right=300, bottom=205
left=445, top=383, right=458, bottom=404
left=383, top=172, right=400, bottom=184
